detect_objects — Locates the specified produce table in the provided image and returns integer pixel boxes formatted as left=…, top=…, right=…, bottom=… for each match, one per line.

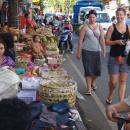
left=14, top=30, right=86, bottom=130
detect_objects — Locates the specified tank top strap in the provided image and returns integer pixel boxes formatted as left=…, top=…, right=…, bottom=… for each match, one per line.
left=126, top=24, right=129, bottom=38
left=113, top=24, right=117, bottom=31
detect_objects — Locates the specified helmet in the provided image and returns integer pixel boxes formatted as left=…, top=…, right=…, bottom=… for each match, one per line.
left=65, top=18, right=70, bottom=23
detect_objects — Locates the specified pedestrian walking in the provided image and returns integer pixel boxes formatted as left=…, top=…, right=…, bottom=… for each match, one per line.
left=105, top=7, right=130, bottom=104
left=76, top=10, right=106, bottom=95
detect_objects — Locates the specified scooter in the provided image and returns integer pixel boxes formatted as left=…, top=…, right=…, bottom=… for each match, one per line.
left=58, top=29, right=72, bottom=54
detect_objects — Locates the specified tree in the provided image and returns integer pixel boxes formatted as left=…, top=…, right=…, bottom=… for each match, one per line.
left=46, top=0, right=76, bottom=13
left=8, top=0, right=19, bottom=27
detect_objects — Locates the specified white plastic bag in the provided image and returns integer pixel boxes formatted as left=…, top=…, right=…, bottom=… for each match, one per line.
left=21, top=77, right=41, bottom=90
left=0, top=68, right=20, bottom=100
left=125, top=40, right=130, bottom=55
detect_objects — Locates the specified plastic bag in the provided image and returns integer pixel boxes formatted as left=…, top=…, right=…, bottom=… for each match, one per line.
left=125, top=40, right=130, bottom=55
left=0, top=68, right=20, bottom=100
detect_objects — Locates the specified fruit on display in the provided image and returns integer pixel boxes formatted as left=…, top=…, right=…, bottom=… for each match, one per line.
left=23, top=45, right=31, bottom=52
left=41, top=28, right=53, bottom=36
left=41, top=35, right=58, bottom=46
left=47, top=47, right=58, bottom=51
left=34, top=58, right=46, bottom=66
left=15, top=43, right=26, bottom=51
left=16, top=52, right=32, bottom=68
left=41, top=36, right=48, bottom=43
left=31, top=66, right=39, bottom=76
left=16, top=57, right=28, bottom=68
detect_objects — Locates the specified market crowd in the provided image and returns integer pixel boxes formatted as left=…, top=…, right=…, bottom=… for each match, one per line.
left=1, top=0, right=130, bottom=129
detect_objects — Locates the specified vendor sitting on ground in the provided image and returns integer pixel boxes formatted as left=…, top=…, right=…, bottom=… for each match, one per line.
left=0, top=36, right=15, bottom=69
left=32, top=35, right=45, bottom=59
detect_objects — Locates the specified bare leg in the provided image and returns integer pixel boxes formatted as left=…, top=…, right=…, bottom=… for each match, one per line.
left=85, top=76, right=93, bottom=93
left=119, top=72, right=128, bottom=102
left=92, top=76, right=97, bottom=87
left=107, top=74, right=118, bottom=102
left=125, top=123, right=130, bottom=130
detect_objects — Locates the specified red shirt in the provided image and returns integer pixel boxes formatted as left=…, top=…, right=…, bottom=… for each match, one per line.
left=19, top=15, right=26, bottom=29
left=19, top=15, right=31, bottom=29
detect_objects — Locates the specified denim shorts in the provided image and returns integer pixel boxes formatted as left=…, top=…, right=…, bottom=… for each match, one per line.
left=108, top=56, right=129, bottom=74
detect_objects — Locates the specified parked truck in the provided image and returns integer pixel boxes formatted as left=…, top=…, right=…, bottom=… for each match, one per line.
left=73, top=0, right=104, bottom=24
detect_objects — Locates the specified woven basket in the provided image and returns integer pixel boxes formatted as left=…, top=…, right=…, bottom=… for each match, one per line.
left=39, top=68, right=67, bottom=79
left=16, top=56, right=30, bottom=68
left=39, top=80, right=77, bottom=107
left=47, top=55, right=63, bottom=65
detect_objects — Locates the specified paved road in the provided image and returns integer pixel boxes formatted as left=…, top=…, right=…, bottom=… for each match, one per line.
left=61, top=34, right=130, bottom=130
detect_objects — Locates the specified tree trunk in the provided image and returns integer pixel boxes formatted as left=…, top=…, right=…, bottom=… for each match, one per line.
left=8, top=0, right=19, bottom=28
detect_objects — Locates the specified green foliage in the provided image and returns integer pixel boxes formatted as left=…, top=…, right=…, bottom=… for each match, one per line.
left=46, top=0, right=76, bottom=13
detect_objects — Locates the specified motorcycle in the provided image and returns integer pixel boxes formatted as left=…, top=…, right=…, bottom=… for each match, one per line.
left=58, top=29, right=72, bottom=54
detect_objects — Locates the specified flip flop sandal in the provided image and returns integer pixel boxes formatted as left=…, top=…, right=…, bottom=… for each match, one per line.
left=85, top=91, right=92, bottom=95
left=106, top=99, right=112, bottom=104
left=92, top=85, right=97, bottom=90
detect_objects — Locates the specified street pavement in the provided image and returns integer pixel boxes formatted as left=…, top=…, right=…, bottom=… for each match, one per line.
left=61, top=34, right=130, bottom=130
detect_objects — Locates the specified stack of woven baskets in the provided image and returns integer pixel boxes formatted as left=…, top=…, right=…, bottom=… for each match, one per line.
left=39, top=79, right=77, bottom=107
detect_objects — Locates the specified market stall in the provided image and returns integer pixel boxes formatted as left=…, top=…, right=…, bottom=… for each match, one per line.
left=11, top=26, right=82, bottom=129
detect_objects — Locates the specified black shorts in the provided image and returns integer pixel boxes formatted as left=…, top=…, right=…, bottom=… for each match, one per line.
left=82, top=49, right=101, bottom=77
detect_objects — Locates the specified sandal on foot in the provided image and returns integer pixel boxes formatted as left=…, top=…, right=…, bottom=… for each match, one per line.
left=85, top=91, right=92, bottom=95
left=92, top=85, right=97, bottom=90
left=106, top=99, right=112, bottom=104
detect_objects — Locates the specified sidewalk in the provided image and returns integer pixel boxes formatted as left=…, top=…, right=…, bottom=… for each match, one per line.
left=62, top=55, right=117, bottom=130
left=74, top=104, right=87, bottom=130
left=76, top=93, right=117, bottom=130
left=75, top=120, right=87, bottom=130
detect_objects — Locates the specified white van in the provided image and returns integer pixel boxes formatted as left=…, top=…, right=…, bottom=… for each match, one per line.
left=78, top=6, right=101, bottom=24
left=79, top=10, right=111, bottom=33
left=96, top=11, right=112, bottom=33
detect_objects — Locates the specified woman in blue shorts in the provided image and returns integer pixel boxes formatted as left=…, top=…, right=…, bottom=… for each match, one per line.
left=105, top=7, right=130, bottom=104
